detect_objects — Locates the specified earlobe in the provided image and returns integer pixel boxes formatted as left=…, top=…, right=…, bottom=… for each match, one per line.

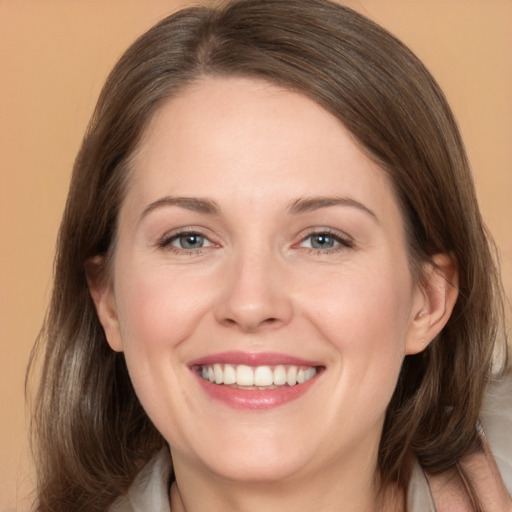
left=85, top=256, right=123, bottom=352
left=406, top=253, right=458, bottom=355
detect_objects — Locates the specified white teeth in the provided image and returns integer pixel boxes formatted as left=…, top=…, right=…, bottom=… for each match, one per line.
left=214, top=363, right=223, bottom=384
left=199, top=363, right=318, bottom=387
left=286, top=366, right=297, bottom=387
left=223, top=364, right=236, bottom=385
left=305, top=367, right=316, bottom=381
left=254, top=366, right=274, bottom=386
left=236, top=365, right=254, bottom=386
left=273, top=365, right=287, bottom=386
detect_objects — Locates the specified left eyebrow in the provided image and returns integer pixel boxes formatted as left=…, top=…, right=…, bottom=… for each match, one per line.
left=287, top=196, right=378, bottom=222
left=139, top=196, right=221, bottom=224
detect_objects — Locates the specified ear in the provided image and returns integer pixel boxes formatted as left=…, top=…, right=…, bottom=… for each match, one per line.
left=85, top=256, right=123, bottom=352
left=405, top=253, right=459, bottom=355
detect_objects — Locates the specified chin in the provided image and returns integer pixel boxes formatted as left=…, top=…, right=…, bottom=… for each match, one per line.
left=179, top=431, right=314, bottom=484
left=206, top=452, right=310, bottom=484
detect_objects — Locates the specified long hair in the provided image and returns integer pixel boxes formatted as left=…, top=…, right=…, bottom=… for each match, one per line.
left=28, top=1, right=508, bottom=509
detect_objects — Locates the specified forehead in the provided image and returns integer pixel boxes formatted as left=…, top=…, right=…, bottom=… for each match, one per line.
left=136, top=76, right=357, bottom=168
left=126, top=76, right=401, bottom=224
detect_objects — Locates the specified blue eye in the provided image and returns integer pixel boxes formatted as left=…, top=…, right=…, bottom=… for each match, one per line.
left=300, top=232, right=352, bottom=251
left=172, top=233, right=211, bottom=249
left=308, top=234, right=336, bottom=249
left=159, top=232, right=214, bottom=251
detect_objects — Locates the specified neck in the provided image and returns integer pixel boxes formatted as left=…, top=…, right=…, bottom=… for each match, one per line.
left=169, top=454, right=404, bottom=512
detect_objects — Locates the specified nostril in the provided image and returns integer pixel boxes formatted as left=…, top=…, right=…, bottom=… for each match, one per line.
left=213, top=284, right=294, bottom=332
left=221, top=316, right=280, bottom=332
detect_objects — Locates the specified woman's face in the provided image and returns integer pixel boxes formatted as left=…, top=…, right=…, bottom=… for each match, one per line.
left=96, top=77, right=430, bottom=484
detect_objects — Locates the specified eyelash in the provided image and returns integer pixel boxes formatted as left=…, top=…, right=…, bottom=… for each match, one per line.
left=297, top=229, right=354, bottom=254
left=157, top=228, right=354, bottom=255
left=157, top=230, right=216, bottom=255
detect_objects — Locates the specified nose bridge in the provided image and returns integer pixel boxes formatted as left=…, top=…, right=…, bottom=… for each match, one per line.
left=214, top=240, right=293, bottom=332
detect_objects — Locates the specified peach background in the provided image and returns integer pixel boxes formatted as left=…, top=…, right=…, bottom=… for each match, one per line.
left=1, top=1, right=510, bottom=510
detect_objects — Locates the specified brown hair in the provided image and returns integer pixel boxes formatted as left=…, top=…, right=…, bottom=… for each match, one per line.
left=29, top=0, right=508, bottom=510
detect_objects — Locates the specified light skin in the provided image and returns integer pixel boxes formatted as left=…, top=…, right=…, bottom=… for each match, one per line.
left=90, top=77, right=458, bottom=511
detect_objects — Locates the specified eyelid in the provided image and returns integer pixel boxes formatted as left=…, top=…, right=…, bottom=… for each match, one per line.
left=170, top=233, right=214, bottom=249
left=154, top=226, right=353, bottom=255
left=157, top=227, right=220, bottom=253
left=295, top=228, right=354, bottom=251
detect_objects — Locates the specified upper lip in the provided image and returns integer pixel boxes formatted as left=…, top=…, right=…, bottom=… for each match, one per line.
left=189, top=351, right=323, bottom=367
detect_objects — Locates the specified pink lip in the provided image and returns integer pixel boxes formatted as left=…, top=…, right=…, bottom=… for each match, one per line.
left=189, top=351, right=324, bottom=411
left=194, top=374, right=320, bottom=410
left=189, top=351, right=322, bottom=367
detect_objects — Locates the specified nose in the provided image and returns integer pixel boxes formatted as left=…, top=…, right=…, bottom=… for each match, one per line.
left=213, top=249, right=294, bottom=333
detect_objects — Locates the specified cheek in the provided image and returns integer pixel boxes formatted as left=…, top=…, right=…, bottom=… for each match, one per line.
left=306, top=262, right=413, bottom=375
left=113, top=261, right=215, bottom=355
left=111, top=261, right=214, bottom=432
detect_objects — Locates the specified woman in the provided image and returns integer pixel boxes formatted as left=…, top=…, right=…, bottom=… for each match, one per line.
left=29, top=0, right=511, bottom=510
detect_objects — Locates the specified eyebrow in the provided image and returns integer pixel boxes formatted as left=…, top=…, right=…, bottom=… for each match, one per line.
left=139, top=195, right=378, bottom=222
left=140, top=196, right=221, bottom=220
left=288, top=196, right=378, bottom=221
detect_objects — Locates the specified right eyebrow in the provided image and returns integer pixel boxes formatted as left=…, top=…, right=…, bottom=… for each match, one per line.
left=288, top=195, right=378, bottom=222
left=139, top=196, right=221, bottom=221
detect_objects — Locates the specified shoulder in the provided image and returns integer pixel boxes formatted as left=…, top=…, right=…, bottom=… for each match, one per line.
left=480, top=372, right=512, bottom=495
left=407, top=459, right=436, bottom=512
left=109, top=447, right=173, bottom=512
left=407, top=373, right=512, bottom=510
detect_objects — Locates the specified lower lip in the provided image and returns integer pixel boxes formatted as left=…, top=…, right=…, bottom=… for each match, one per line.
left=194, top=371, right=321, bottom=410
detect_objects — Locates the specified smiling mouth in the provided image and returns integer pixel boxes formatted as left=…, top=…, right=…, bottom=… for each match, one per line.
left=195, top=363, right=319, bottom=389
